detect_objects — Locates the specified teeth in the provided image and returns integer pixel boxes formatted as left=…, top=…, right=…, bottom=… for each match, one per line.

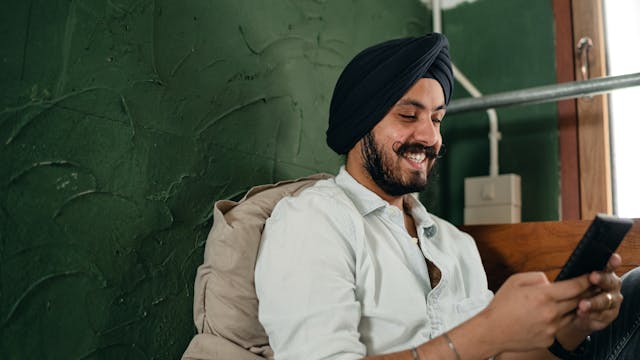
left=405, top=152, right=425, bottom=163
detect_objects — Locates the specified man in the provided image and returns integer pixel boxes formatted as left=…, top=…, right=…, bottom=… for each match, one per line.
left=254, top=33, right=639, bottom=359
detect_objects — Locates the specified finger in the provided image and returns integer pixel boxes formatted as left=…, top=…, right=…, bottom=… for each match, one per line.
left=512, top=272, right=550, bottom=286
left=579, top=286, right=600, bottom=299
left=556, top=297, right=581, bottom=316
left=557, top=308, right=578, bottom=329
left=578, top=291, right=622, bottom=313
left=576, top=304, right=618, bottom=325
left=549, top=275, right=592, bottom=300
left=575, top=310, right=615, bottom=331
left=605, top=253, right=622, bottom=272
left=589, top=271, right=622, bottom=292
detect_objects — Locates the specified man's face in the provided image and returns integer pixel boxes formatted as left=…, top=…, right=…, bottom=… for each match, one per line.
left=351, top=78, right=446, bottom=197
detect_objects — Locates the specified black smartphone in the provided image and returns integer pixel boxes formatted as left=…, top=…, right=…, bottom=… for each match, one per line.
left=555, top=214, right=634, bottom=281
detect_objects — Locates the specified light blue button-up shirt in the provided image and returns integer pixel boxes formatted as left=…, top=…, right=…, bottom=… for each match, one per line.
left=255, top=167, right=493, bottom=359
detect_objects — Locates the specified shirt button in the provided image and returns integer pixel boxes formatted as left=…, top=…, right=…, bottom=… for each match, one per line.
left=424, top=226, right=437, bottom=238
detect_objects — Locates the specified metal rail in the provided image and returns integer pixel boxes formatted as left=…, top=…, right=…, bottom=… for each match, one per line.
left=447, top=72, right=640, bottom=114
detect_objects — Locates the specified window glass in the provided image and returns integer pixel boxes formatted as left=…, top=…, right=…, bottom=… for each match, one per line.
left=604, top=0, right=640, bottom=217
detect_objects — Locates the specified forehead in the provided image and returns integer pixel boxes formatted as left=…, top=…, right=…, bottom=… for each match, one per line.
left=396, top=78, right=445, bottom=109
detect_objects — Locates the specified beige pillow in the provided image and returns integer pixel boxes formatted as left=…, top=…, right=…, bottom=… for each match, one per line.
left=183, top=174, right=333, bottom=360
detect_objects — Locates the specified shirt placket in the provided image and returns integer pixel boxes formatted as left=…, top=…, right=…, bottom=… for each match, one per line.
left=420, top=226, right=446, bottom=336
left=380, top=206, right=431, bottom=288
left=384, top=205, right=446, bottom=337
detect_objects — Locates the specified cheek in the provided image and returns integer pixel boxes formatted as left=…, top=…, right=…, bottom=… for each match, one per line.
left=372, top=129, right=404, bottom=149
left=387, top=131, right=412, bottom=147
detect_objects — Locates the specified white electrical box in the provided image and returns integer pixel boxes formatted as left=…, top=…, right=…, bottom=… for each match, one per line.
left=464, top=174, right=521, bottom=225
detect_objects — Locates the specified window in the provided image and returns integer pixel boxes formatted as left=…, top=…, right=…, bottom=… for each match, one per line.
left=604, top=0, right=640, bottom=218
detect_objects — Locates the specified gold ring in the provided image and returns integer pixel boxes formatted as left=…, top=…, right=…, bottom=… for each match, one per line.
left=605, top=292, right=614, bottom=309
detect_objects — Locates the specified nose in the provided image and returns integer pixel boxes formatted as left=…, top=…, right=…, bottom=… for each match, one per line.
left=412, top=116, right=441, bottom=147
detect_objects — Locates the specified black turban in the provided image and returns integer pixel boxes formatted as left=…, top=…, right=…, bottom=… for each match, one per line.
left=326, top=33, right=453, bottom=155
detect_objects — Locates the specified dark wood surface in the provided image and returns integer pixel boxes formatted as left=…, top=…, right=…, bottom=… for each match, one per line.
left=461, top=219, right=640, bottom=292
left=553, top=0, right=581, bottom=220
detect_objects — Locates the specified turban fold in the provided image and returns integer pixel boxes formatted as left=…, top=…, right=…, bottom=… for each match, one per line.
left=326, top=33, right=453, bottom=155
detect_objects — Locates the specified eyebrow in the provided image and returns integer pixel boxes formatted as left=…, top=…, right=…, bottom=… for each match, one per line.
left=396, top=98, right=447, bottom=112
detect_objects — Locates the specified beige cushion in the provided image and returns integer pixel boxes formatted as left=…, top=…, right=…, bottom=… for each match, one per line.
left=183, top=174, right=333, bottom=360
left=182, top=334, right=266, bottom=360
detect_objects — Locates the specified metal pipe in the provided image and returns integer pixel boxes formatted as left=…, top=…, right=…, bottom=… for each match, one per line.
left=447, top=72, right=640, bottom=114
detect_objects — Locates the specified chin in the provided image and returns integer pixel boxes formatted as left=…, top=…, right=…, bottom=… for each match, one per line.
left=401, top=175, right=428, bottom=192
left=405, top=169, right=427, bottom=183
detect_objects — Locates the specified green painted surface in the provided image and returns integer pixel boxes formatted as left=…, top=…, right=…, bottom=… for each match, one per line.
left=0, top=0, right=428, bottom=358
left=424, top=0, right=560, bottom=224
left=1, top=0, right=562, bottom=358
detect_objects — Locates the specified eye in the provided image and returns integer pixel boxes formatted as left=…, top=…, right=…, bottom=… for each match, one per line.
left=399, top=114, right=417, bottom=120
left=432, top=111, right=445, bottom=124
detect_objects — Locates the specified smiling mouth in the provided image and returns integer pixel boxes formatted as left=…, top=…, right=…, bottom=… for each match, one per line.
left=393, top=141, right=439, bottom=165
left=403, top=152, right=427, bottom=166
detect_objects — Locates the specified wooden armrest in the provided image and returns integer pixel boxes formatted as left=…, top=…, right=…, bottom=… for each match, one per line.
left=461, top=219, right=640, bottom=292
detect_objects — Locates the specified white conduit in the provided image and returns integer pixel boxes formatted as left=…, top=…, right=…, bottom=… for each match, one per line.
left=431, top=0, right=501, bottom=176
left=452, top=64, right=501, bottom=176
left=432, top=0, right=442, bottom=36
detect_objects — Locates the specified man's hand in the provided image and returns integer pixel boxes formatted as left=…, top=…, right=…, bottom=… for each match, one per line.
left=577, top=253, right=623, bottom=329
left=480, top=271, right=591, bottom=354
left=555, top=253, right=624, bottom=350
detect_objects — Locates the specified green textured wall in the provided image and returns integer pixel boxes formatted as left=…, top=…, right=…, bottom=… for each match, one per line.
left=424, top=0, right=560, bottom=224
left=0, top=0, right=428, bottom=358
left=1, top=0, right=561, bottom=358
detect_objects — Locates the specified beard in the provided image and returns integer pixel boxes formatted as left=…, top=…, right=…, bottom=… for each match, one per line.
left=360, top=132, right=439, bottom=197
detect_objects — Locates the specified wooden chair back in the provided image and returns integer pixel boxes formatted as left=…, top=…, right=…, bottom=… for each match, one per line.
left=461, top=219, right=640, bottom=292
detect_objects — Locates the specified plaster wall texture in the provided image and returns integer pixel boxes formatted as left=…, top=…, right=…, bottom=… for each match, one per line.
left=0, top=0, right=428, bottom=358
left=0, top=0, right=559, bottom=358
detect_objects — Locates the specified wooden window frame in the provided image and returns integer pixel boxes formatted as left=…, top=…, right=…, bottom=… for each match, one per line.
left=553, top=0, right=613, bottom=220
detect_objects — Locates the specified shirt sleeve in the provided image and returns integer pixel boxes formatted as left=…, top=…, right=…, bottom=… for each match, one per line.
left=255, top=190, right=366, bottom=360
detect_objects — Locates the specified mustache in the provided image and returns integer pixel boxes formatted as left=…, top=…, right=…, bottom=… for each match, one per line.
left=392, top=142, right=446, bottom=159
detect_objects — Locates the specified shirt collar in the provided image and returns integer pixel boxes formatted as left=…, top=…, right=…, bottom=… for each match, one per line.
left=404, top=193, right=436, bottom=231
left=335, top=166, right=387, bottom=216
left=334, top=166, right=437, bottom=230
